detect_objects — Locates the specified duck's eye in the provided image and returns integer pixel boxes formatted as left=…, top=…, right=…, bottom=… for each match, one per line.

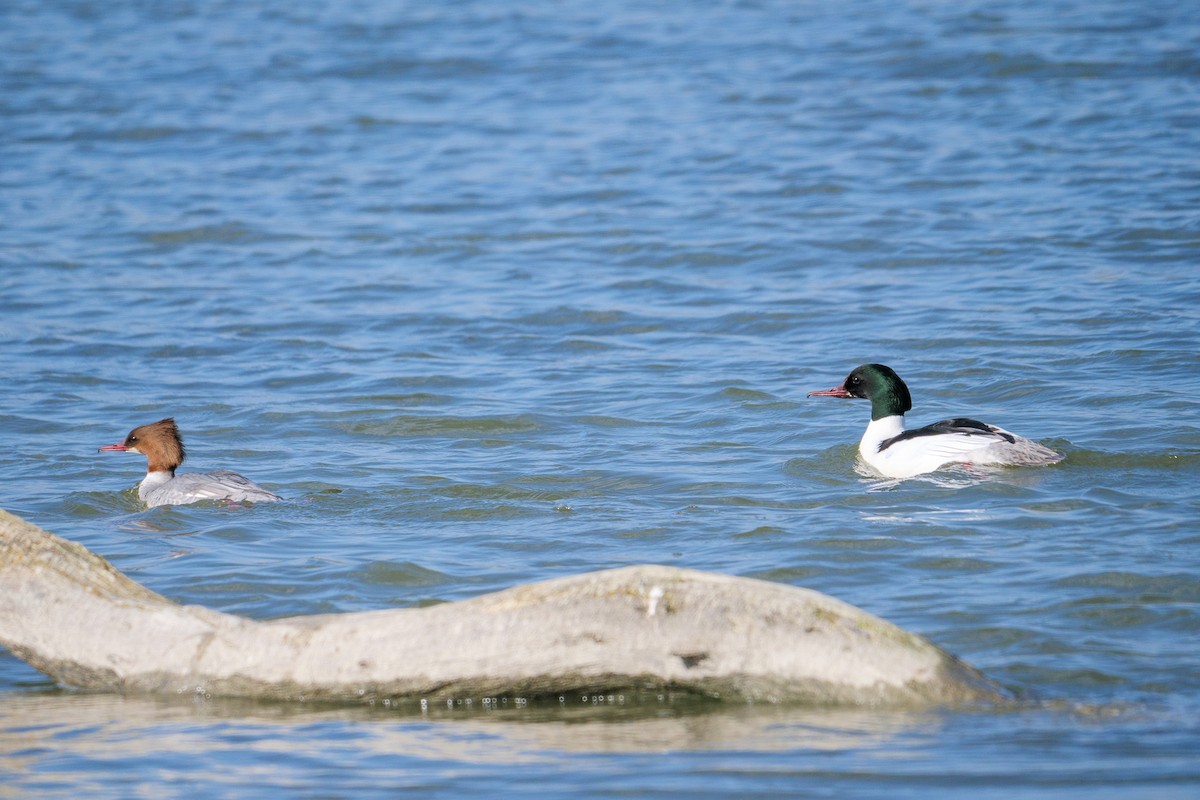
left=128, top=436, right=138, bottom=444
left=850, top=376, right=861, bottom=385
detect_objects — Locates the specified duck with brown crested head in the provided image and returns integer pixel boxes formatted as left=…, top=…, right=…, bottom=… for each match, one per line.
left=99, top=417, right=282, bottom=507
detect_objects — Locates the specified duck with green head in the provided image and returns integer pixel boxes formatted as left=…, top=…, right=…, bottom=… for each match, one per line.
left=808, top=364, right=1062, bottom=478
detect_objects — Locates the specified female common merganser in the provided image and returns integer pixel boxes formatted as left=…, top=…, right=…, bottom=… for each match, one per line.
left=98, top=417, right=282, bottom=507
left=808, top=364, right=1063, bottom=478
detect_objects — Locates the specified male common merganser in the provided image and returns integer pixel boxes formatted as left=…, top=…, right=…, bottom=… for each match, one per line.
left=98, top=417, right=282, bottom=507
left=808, top=364, right=1063, bottom=478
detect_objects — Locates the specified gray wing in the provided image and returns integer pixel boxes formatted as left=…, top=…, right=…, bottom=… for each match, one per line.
left=169, top=471, right=282, bottom=503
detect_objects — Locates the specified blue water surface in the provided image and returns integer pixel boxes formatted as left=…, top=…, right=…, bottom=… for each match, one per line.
left=2, top=0, right=1199, bottom=796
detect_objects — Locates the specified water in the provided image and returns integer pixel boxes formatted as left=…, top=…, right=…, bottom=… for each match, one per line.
left=2, top=0, right=1199, bottom=795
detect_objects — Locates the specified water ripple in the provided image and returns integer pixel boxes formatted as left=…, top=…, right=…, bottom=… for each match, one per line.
left=3, top=0, right=1200, bottom=795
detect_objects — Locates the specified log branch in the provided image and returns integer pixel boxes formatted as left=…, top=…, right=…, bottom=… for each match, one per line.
left=0, top=509, right=1007, bottom=706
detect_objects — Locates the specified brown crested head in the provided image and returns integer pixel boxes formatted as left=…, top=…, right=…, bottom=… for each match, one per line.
left=119, top=417, right=186, bottom=473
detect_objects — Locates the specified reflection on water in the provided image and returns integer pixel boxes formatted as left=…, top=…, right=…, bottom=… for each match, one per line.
left=0, top=691, right=939, bottom=767
left=860, top=508, right=1000, bottom=525
left=4, top=690, right=1177, bottom=796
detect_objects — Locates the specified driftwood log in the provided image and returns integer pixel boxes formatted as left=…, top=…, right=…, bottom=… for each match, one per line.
left=0, top=509, right=1007, bottom=706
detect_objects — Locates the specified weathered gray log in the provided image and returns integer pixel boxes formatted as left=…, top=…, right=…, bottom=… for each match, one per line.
left=0, top=508, right=1008, bottom=706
